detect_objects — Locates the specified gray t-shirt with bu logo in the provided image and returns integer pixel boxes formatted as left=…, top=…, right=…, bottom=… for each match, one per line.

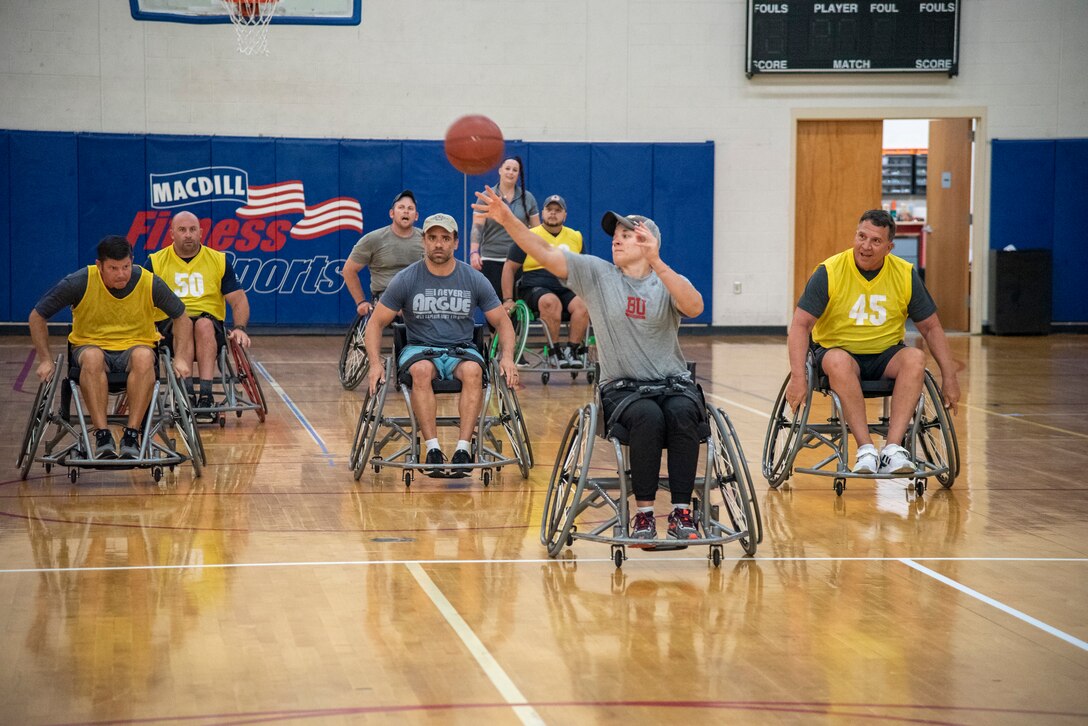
left=380, top=259, right=501, bottom=347
left=561, top=252, right=689, bottom=383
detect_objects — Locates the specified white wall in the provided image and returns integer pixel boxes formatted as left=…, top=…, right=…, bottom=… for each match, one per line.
left=1, top=0, right=1086, bottom=326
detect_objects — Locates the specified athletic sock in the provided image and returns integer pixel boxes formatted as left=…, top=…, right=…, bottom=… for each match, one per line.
left=199, top=378, right=213, bottom=396
left=456, top=439, right=470, bottom=453
left=425, top=438, right=440, bottom=452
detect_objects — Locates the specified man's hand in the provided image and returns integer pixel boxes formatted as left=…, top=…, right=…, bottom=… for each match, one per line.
left=355, top=300, right=372, bottom=318
left=228, top=327, right=251, bottom=349
left=498, top=356, right=519, bottom=387
left=36, top=356, right=56, bottom=383
left=633, top=222, right=661, bottom=266
left=785, top=373, right=808, bottom=412
left=940, top=374, right=960, bottom=415
left=173, top=358, right=192, bottom=380
left=367, top=361, right=385, bottom=396
left=502, top=299, right=515, bottom=314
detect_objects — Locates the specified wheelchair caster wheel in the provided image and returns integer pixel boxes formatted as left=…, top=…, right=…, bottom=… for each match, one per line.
left=612, top=545, right=625, bottom=568
left=709, top=545, right=723, bottom=568
left=152, top=466, right=163, bottom=483
left=834, top=478, right=845, bottom=496
left=566, top=526, right=576, bottom=547
left=45, top=463, right=52, bottom=473
left=914, top=479, right=926, bottom=496
left=219, top=416, right=226, bottom=428
left=541, top=372, right=550, bottom=385
left=403, top=472, right=412, bottom=488
left=483, top=470, right=492, bottom=487
left=570, top=372, right=578, bottom=381
left=586, top=369, right=595, bottom=385
left=68, top=469, right=79, bottom=483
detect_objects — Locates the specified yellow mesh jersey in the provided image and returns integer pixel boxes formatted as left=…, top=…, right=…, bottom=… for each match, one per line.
left=69, top=266, right=159, bottom=350
left=148, top=244, right=227, bottom=321
left=811, top=249, right=913, bottom=354
left=525, top=226, right=582, bottom=272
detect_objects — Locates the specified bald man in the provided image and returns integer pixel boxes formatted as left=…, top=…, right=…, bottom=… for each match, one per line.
left=146, top=211, right=251, bottom=419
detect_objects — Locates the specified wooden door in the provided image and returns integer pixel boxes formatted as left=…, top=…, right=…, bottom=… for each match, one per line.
left=925, top=118, right=972, bottom=331
left=794, top=120, right=883, bottom=305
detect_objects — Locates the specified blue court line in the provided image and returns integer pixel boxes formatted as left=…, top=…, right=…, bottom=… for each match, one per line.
left=253, top=361, right=336, bottom=467
left=900, top=558, right=1088, bottom=653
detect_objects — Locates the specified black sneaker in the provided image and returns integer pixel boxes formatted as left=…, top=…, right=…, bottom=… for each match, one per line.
left=119, top=427, right=141, bottom=459
left=449, top=448, right=472, bottom=478
left=425, top=448, right=447, bottom=477
left=558, top=344, right=577, bottom=369
left=94, top=429, right=117, bottom=460
left=194, top=394, right=216, bottom=424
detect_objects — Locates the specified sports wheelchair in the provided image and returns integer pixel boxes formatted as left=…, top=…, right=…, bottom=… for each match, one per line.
left=494, top=298, right=595, bottom=386
left=761, top=355, right=960, bottom=497
left=541, top=374, right=763, bottom=568
left=163, top=318, right=267, bottom=426
left=17, top=346, right=204, bottom=484
left=349, top=324, right=533, bottom=487
left=339, top=311, right=371, bottom=390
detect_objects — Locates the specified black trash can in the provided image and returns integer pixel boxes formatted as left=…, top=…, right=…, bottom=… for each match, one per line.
left=989, top=249, right=1052, bottom=335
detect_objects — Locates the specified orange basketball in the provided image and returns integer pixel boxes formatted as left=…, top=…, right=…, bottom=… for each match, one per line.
left=444, top=115, right=505, bottom=175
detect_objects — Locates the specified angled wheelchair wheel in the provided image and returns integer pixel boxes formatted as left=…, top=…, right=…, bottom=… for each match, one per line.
left=351, top=358, right=391, bottom=481
left=496, top=371, right=533, bottom=475
left=18, top=355, right=62, bottom=480
left=717, top=407, right=762, bottom=545
left=915, top=370, right=958, bottom=488
left=708, top=407, right=758, bottom=555
left=761, top=374, right=808, bottom=488
left=339, top=314, right=370, bottom=390
left=168, top=363, right=204, bottom=476
left=541, top=406, right=594, bottom=557
left=230, top=338, right=267, bottom=422
left=490, top=300, right=531, bottom=362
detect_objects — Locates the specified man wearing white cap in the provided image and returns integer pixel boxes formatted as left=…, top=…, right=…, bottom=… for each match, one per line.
left=473, top=188, right=707, bottom=543
left=364, top=212, right=518, bottom=476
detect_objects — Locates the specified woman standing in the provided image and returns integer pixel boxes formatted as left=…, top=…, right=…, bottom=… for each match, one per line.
left=470, top=156, right=539, bottom=298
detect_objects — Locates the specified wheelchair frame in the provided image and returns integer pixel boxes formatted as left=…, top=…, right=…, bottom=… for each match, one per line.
left=17, top=349, right=204, bottom=484
left=189, top=336, right=268, bottom=426
left=761, top=358, right=960, bottom=497
left=540, top=395, right=763, bottom=568
left=349, top=326, right=534, bottom=487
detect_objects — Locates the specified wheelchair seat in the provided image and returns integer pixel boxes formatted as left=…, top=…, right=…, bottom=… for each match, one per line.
left=392, top=323, right=489, bottom=392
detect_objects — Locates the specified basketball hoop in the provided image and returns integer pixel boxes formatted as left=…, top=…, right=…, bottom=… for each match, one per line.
left=221, top=0, right=280, bottom=55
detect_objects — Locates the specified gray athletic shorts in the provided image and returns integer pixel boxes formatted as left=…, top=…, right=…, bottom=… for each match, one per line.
left=71, top=345, right=153, bottom=373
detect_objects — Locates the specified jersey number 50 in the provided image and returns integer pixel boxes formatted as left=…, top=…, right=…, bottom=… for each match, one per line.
left=173, top=272, right=205, bottom=298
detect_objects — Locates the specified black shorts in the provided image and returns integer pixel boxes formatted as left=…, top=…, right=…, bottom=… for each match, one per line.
left=810, top=342, right=906, bottom=381
left=157, top=313, right=226, bottom=352
left=520, top=285, right=577, bottom=318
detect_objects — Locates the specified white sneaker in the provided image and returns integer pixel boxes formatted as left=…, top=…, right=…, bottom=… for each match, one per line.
left=852, top=444, right=879, bottom=474
left=880, top=443, right=915, bottom=474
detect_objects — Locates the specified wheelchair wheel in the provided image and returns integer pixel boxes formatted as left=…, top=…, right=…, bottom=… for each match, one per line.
left=168, top=367, right=204, bottom=476
left=496, top=371, right=533, bottom=475
left=351, top=359, right=390, bottom=481
left=541, top=406, right=594, bottom=557
left=338, top=314, right=369, bottom=390
left=708, top=407, right=758, bottom=555
left=915, top=370, right=958, bottom=488
left=18, top=356, right=62, bottom=479
left=717, top=407, right=762, bottom=545
left=490, top=300, right=531, bottom=362
left=761, top=374, right=808, bottom=488
left=230, top=338, right=267, bottom=422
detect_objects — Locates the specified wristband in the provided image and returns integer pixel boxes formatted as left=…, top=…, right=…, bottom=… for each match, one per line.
left=235, top=325, right=248, bottom=333
left=355, top=299, right=366, bottom=307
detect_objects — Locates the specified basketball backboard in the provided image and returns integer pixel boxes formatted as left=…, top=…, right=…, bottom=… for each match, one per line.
left=129, top=0, right=361, bottom=25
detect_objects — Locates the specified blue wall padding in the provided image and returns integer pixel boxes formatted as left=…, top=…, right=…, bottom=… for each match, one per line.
left=11, top=132, right=79, bottom=324
left=1053, top=140, right=1088, bottom=322
left=990, top=140, right=1054, bottom=251
left=990, top=138, right=1088, bottom=324
left=1, top=130, right=714, bottom=326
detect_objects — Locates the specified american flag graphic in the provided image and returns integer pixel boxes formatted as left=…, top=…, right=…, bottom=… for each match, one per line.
left=237, top=181, right=363, bottom=239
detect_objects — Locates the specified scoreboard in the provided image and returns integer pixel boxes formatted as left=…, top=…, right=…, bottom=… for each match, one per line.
left=746, top=2, right=961, bottom=77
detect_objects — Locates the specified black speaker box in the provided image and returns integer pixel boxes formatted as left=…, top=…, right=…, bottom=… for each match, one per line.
left=989, top=249, right=1052, bottom=335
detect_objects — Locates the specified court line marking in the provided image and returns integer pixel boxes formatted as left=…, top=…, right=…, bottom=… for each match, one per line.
left=252, top=360, right=336, bottom=466
left=900, top=558, right=1088, bottom=653
left=2, top=555, right=1086, bottom=575
left=702, top=390, right=770, bottom=420
left=406, top=562, right=546, bottom=726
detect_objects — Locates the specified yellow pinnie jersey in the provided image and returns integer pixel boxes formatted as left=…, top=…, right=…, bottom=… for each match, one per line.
left=525, top=225, right=582, bottom=272
left=69, top=265, right=159, bottom=350
left=148, top=244, right=227, bottom=321
left=811, top=249, right=914, bottom=354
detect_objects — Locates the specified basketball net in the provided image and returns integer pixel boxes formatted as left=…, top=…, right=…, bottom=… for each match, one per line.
left=221, top=0, right=280, bottom=55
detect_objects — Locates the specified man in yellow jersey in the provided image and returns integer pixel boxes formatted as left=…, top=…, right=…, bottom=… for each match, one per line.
left=29, top=236, right=194, bottom=459
left=147, top=211, right=251, bottom=422
left=500, top=195, right=590, bottom=368
left=785, top=209, right=960, bottom=475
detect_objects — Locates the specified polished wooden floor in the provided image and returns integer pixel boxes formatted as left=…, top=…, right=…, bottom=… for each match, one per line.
left=1, top=332, right=1086, bottom=725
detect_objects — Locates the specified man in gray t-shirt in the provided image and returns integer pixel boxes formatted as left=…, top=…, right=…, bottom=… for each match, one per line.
left=474, top=188, right=708, bottom=544
left=365, top=213, right=518, bottom=474
left=342, top=189, right=424, bottom=318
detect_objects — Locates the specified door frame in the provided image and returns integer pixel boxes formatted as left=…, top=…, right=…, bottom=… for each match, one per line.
left=790, top=107, right=989, bottom=334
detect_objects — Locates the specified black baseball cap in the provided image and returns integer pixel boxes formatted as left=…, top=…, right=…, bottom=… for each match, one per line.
left=601, top=211, right=661, bottom=244
left=392, top=189, right=416, bottom=206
